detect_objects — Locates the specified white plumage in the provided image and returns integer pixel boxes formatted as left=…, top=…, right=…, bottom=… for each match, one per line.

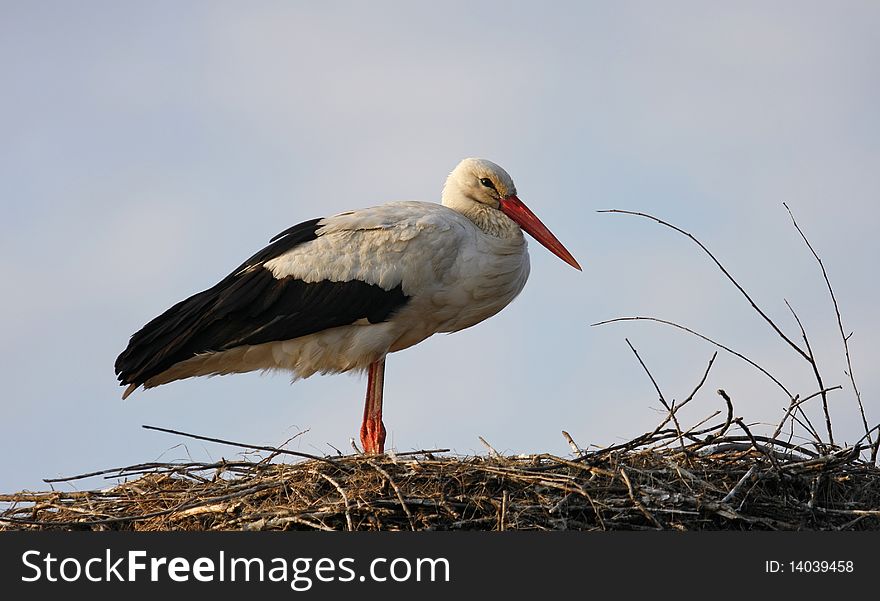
left=116, top=158, right=580, bottom=454
left=150, top=201, right=531, bottom=387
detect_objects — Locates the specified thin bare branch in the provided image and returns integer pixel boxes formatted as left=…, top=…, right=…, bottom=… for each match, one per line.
left=599, top=209, right=810, bottom=362
left=784, top=299, right=833, bottom=445
left=592, top=316, right=793, bottom=398
left=735, top=418, right=779, bottom=469
left=783, top=202, right=873, bottom=458
left=772, top=387, right=842, bottom=441
left=791, top=403, right=824, bottom=449
left=141, top=425, right=340, bottom=468
left=624, top=338, right=684, bottom=446
left=680, top=352, right=718, bottom=409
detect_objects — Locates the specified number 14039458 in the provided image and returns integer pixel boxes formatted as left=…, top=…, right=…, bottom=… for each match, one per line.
left=789, top=560, right=854, bottom=573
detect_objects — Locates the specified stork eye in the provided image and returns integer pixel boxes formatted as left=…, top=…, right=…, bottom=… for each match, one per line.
left=479, top=177, right=497, bottom=190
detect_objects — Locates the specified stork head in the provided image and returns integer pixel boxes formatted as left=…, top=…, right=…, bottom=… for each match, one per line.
left=442, top=158, right=582, bottom=271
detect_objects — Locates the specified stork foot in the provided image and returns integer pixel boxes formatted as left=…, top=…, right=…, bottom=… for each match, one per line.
left=360, top=417, right=386, bottom=455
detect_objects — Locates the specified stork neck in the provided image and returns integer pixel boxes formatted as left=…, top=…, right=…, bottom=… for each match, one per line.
left=446, top=199, right=522, bottom=239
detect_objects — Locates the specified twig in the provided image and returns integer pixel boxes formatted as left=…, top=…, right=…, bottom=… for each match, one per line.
left=262, top=429, right=310, bottom=464
left=652, top=354, right=720, bottom=447
left=784, top=299, right=833, bottom=445
left=853, top=423, right=880, bottom=451
left=592, top=316, right=793, bottom=398
left=784, top=202, right=873, bottom=459
left=771, top=387, right=842, bottom=441
left=618, top=468, right=663, bottom=529
left=367, top=461, right=414, bottom=531
left=694, top=435, right=819, bottom=458
left=315, top=472, right=353, bottom=531
left=625, top=338, right=668, bottom=408
left=479, top=436, right=502, bottom=459
left=141, top=425, right=341, bottom=468
left=680, top=352, right=718, bottom=410
left=394, top=449, right=450, bottom=457
left=735, top=419, right=778, bottom=468
left=678, top=411, right=723, bottom=439
left=624, top=338, right=684, bottom=447
left=714, top=389, right=735, bottom=439
left=44, top=461, right=256, bottom=484
left=561, top=431, right=583, bottom=457
left=721, top=465, right=761, bottom=505
left=791, top=404, right=824, bottom=450
left=599, top=209, right=811, bottom=362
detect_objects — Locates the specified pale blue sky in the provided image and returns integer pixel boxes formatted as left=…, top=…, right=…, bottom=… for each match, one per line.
left=2, top=1, right=878, bottom=493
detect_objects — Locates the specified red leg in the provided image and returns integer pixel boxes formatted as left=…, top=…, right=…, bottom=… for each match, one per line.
left=360, top=359, right=386, bottom=454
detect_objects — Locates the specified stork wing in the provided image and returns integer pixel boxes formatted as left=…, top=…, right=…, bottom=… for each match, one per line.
left=115, top=216, right=410, bottom=390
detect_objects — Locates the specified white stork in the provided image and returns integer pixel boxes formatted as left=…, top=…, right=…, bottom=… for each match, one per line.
left=116, top=158, right=581, bottom=454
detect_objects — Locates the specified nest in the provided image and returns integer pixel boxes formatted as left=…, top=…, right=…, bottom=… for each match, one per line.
left=3, top=426, right=879, bottom=531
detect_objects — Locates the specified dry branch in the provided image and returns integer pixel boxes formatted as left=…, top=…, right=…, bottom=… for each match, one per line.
left=783, top=203, right=873, bottom=458
left=596, top=207, right=876, bottom=465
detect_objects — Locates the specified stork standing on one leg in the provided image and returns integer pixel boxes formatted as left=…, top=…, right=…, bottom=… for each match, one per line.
left=115, top=158, right=581, bottom=454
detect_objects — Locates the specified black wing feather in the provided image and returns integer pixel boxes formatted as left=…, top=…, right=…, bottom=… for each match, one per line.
left=115, top=218, right=409, bottom=387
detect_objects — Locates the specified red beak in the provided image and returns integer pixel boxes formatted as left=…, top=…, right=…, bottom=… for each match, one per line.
left=500, top=195, right=582, bottom=271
